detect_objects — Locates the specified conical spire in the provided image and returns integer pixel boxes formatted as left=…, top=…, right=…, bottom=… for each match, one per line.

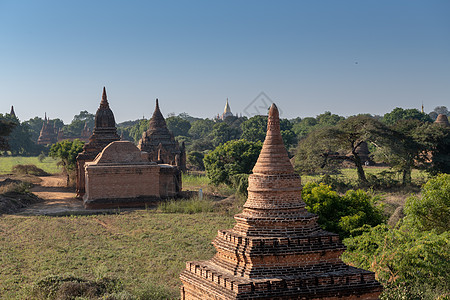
left=10, top=106, right=16, bottom=117
left=224, top=98, right=231, bottom=114
left=100, top=86, right=109, bottom=108
left=148, top=98, right=168, bottom=130
left=252, top=103, right=294, bottom=175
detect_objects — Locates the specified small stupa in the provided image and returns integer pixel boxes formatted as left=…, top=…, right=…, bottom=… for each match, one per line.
left=435, top=114, right=450, bottom=127
left=180, top=104, right=382, bottom=299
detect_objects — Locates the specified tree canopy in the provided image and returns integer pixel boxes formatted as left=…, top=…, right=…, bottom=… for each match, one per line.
left=204, top=139, right=262, bottom=186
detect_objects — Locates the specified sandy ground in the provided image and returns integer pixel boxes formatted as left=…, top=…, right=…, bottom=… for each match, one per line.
left=17, top=176, right=84, bottom=216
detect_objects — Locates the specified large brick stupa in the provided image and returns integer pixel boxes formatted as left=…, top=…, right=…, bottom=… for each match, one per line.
left=180, top=104, right=382, bottom=299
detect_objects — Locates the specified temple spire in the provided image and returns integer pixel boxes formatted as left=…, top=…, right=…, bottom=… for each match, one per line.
left=252, top=103, right=294, bottom=175
left=148, top=98, right=167, bottom=130
left=10, top=106, right=16, bottom=118
left=100, top=86, right=109, bottom=108
left=44, top=112, right=47, bottom=122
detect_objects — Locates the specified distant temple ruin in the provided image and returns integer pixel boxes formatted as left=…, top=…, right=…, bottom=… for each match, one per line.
left=76, top=87, right=121, bottom=198
left=37, top=114, right=92, bottom=145
left=180, top=104, right=382, bottom=299
left=138, top=99, right=186, bottom=172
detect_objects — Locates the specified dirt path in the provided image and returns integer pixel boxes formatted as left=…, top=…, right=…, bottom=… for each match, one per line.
left=17, top=175, right=84, bottom=216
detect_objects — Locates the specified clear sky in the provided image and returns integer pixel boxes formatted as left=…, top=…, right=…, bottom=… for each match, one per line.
left=0, top=0, right=449, bottom=123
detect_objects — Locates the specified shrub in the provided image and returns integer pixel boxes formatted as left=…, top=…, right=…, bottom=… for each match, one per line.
left=231, top=173, right=249, bottom=196
left=404, top=173, right=450, bottom=233
left=342, top=225, right=450, bottom=300
left=11, top=164, right=49, bottom=176
left=31, top=275, right=124, bottom=300
left=302, top=182, right=385, bottom=238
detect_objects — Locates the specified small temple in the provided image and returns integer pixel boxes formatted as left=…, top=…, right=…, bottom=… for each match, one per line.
left=76, top=87, right=121, bottom=198
left=138, top=99, right=186, bottom=172
left=37, top=113, right=59, bottom=145
left=180, top=104, right=382, bottom=299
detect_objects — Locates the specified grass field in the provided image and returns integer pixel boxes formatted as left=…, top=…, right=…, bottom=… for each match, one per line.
left=0, top=211, right=236, bottom=299
left=0, top=156, right=61, bottom=175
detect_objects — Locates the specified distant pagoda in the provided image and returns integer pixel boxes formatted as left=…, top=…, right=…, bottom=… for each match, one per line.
left=37, top=113, right=58, bottom=145
left=137, top=99, right=186, bottom=171
left=76, top=87, right=120, bottom=198
left=180, top=104, right=382, bottom=299
left=435, top=114, right=450, bottom=127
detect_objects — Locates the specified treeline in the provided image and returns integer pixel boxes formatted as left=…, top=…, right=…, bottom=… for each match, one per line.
left=0, top=105, right=449, bottom=177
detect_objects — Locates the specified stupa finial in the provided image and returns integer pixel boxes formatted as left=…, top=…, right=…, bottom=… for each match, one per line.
left=100, top=87, right=109, bottom=108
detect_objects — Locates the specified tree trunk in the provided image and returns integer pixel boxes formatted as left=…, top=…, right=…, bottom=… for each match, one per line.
left=354, top=156, right=368, bottom=183
left=402, top=168, right=412, bottom=185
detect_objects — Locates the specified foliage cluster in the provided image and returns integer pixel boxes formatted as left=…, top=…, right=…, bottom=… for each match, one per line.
left=203, top=139, right=262, bottom=186
left=342, top=174, right=450, bottom=299
left=302, top=182, right=385, bottom=238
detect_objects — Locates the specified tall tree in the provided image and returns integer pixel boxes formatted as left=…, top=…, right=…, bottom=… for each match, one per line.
left=295, top=115, right=393, bottom=182
left=0, top=119, right=16, bottom=152
left=166, top=116, right=191, bottom=137
left=204, top=139, right=262, bottom=185
left=383, top=107, right=432, bottom=125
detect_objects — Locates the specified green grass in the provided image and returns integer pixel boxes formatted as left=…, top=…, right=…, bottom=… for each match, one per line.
left=158, top=196, right=215, bottom=214
left=0, top=156, right=61, bottom=175
left=182, top=173, right=235, bottom=196
left=0, top=211, right=236, bottom=299
left=301, top=167, right=429, bottom=185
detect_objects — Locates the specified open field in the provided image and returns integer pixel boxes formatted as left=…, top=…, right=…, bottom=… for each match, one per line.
left=0, top=211, right=236, bottom=299
left=0, top=157, right=61, bottom=175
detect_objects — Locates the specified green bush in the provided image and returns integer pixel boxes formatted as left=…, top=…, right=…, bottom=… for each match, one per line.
left=302, top=182, right=385, bottom=238
left=342, top=225, right=450, bottom=300
left=404, top=173, right=450, bottom=233
left=204, top=139, right=262, bottom=186
left=31, top=275, right=124, bottom=300
left=231, top=173, right=249, bottom=196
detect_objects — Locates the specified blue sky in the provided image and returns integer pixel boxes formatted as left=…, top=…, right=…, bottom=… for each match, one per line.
left=0, top=1, right=449, bottom=123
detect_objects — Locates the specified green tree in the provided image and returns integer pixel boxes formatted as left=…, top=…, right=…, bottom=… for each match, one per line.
left=0, top=119, right=16, bottom=152
left=187, top=151, right=205, bottom=171
left=204, top=139, right=262, bottom=186
left=342, top=175, right=450, bottom=299
left=49, top=140, right=84, bottom=185
left=295, top=115, right=393, bottom=182
left=166, top=116, right=191, bottom=137
left=302, top=182, right=384, bottom=238
left=404, top=174, right=450, bottom=233
left=414, top=121, right=450, bottom=175
left=383, top=107, right=432, bottom=125
left=241, top=115, right=297, bottom=148
left=342, top=224, right=450, bottom=299
left=0, top=113, right=39, bottom=156
left=188, top=119, right=214, bottom=139
left=129, top=119, right=149, bottom=144
left=210, top=123, right=241, bottom=147
left=374, top=119, right=424, bottom=185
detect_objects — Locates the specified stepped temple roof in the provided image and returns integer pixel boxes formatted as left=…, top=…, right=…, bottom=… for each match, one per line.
left=180, top=103, right=382, bottom=299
